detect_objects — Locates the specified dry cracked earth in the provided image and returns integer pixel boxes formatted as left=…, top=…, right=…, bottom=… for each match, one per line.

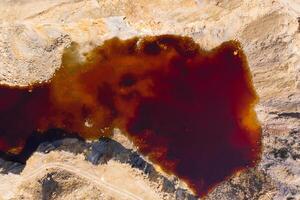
left=0, top=0, right=299, bottom=199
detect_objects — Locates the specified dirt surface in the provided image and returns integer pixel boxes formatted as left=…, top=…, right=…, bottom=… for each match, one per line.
left=0, top=131, right=197, bottom=200
left=0, top=0, right=299, bottom=199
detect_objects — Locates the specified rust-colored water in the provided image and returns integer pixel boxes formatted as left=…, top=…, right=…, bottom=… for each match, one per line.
left=0, top=35, right=261, bottom=197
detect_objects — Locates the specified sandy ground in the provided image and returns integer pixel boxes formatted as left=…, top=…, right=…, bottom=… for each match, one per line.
left=0, top=0, right=299, bottom=199
left=11, top=152, right=162, bottom=200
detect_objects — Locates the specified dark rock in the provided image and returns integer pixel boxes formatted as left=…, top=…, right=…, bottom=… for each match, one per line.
left=277, top=112, right=300, bottom=119
left=129, top=152, right=146, bottom=169
left=0, top=136, right=196, bottom=198
left=6, top=162, right=25, bottom=174
left=0, top=158, right=5, bottom=168
left=87, top=138, right=113, bottom=164
left=175, top=188, right=198, bottom=200
left=186, top=194, right=198, bottom=200
left=287, top=197, right=295, bottom=200
left=37, top=142, right=57, bottom=153
left=87, top=137, right=132, bottom=165
left=176, top=188, right=186, bottom=200
left=162, top=178, right=176, bottom=193
left=54, top=138, right=89, bottom=155
left=143, top=162, right=155, bottom=175
left=37, top=138, right=89, bottom=155
left=41, top=173, right=59, bottom=200
left=273, top=148, right=290, bottom=160
left=86, top=138, right=196, bottom=198
left=0, top=158, right=24, bottom=174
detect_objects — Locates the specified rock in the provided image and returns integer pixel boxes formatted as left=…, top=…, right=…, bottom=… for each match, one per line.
left=41, top=173, right=59, bottom=200
left=87, top=139, right=111, bottom=165
left=162, top=178, right=176, bottom=193
left=86, top=138, right=159, bottom=178
left=272, top=147, right=290, bottom=160
left=37, top=142, right=57, bottom=154
left=0, top=158, right=24, bottom=174
left=34, top=136, right=199, bottom=199
left=36, top=136, right=89, bottom=155
left=129, top=153, right=147, bottom=170
left=176, top=188, right=186, bottom=200
left=87, top=137, right=131, bottom=164
left=176, top=188, right=197, bottom=200
left=6, top=162, right=24, bottom=174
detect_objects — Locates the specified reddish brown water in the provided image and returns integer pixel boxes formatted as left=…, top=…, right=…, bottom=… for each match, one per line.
left=0, top=35, right=261, bottom=197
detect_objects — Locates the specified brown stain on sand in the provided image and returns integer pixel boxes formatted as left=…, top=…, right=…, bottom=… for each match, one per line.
left=0, top=35, right=261, bottom=197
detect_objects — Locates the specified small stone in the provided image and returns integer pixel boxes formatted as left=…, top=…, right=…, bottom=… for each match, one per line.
left=37, top=142, right=57, bottom=153
left=162, top=178, right=176, bottom=193
left=41, top=173, right=59, bottom=200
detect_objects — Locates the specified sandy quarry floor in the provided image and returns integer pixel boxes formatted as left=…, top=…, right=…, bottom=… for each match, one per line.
left=0, top=0, right=299, bottom=199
